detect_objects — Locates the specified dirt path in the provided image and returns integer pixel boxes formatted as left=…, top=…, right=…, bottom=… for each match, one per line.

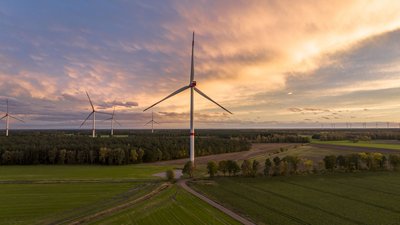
left=311, top=143, right=400, bottom=154
left=65, top=182, right=171, bottom=225
left=178, top=179, right=255, bottom=225
left=152, top=143, right=295, bottom=165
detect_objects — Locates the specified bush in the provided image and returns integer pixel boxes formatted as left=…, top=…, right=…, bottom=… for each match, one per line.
left=182, top=161, right=194, bottom=178
left=166, top=169, right=175, bottom=181
left=207, top=161, right=218, bottom=178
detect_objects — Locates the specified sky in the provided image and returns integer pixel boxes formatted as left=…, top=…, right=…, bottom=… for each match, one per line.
left=0, top=0, right=400, bottom=129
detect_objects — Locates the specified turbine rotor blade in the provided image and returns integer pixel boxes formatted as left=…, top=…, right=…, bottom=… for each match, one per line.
left=0, top=115, right=7, bottom=120
left=144, top=120, right=152, bottom=126
left=154, top=121, right=160, bottom=124
left=6, top=99, right=8, bottom=114
left=9, top=115, right=24, bottom=123
left=143, top=85, right=190, bottom=112
left=85, top=91, right=95, bottom=111
left=194, top=87, right=233, bottom=114
left=80, top=112, right=93, bottom=128
left=115, top=120, right=122, bottom=127
left=190, top=31, right=195, bottom=83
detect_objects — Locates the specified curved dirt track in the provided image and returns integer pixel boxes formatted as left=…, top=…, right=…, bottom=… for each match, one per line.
left=178, top=180, right=255, bottom=225
left=152, top=143, right=296, bottom=165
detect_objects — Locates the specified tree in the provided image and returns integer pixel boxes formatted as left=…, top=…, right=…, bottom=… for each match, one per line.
left=218, top=160, right=228, bottom=176
left=99, top=147, right=109, bottom=164
left=227, top=160, right=240, bottom=176
left=48, top=148, right=57, bottom=164
left=389, top=154, right=400, bottom=170
left=1, top=151, right=12, bottom=165
left=252, top=160, right=260, bottom=177
left=336, top=155, right=346, bottom=169
left=264, top=158, right=272, bottom=176
left=130, top=149, right=138, bottom=163
left=303, top=159, right=313, bottom=173
left=272, top=156, right=281, bottom=176
left=58, top=149, right=66, bottom=164
left=207, top=161, right=218, bottom=178
left=323, top=155, right=337, bottom=171
left=241, top=160, right=252, bottom=177
left=166, top=169, right=175, bottom=181
left=182, top=161, right=194, bottom=178
left=137, top=148, right=145, bottom=163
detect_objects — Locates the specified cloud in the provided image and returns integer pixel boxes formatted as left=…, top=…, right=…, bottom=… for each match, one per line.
left=1, top=1, right=400, bottom=128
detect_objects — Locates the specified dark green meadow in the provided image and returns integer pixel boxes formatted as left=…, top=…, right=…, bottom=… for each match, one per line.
left=191, top=172, right=400, bottom=225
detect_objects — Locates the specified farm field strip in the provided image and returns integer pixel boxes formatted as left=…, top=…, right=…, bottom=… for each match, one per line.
left=0, top=182, right=148, bottom=225
left=90, top=185, right=240, bottom=225
left=192, top=173, right=400, bottom=225
left=0, top=165, right=175, bottom=181
left=311, top=140, right=400, bottom=150
left=205, top=180, right=359, bottom=225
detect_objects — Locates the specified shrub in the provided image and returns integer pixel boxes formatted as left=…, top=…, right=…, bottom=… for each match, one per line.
left=207, top=161, right=218, bottom=178
left=182, top=161, right=194, bottom=178
left=166, top=169, right=175, bottom=181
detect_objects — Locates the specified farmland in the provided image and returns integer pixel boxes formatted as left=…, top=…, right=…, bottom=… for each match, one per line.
left=91, top=185, right=240, bottom=225
left=312, top=139, right=400, bottom=151
left=191, top=172, right=400, bottom=225
left=0, top=165, right=175, bottom=225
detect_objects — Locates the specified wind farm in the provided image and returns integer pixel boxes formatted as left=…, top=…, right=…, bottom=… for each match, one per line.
left=1, top=1, right=400, bottom=225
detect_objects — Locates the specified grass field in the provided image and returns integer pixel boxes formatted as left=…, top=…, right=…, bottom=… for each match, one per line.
left=0, top=164, right=175, bottom=181
left=312, top=139, right=400, bottom=150
left=0, top=182, right=155, bottom=225
left=191, top=172, right=400, bottom=225
left=91, top=184, right=240, bottom=225
left=0, top=165, right=176, bottom=225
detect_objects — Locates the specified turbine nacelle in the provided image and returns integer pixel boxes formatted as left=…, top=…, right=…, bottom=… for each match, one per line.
left=189, top=81, right=197, bottom=87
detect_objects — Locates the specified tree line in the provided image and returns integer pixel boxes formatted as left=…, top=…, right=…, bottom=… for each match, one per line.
left=0, top=135, right=250, bottom=165
left=197, top=153, right=400, bottom=178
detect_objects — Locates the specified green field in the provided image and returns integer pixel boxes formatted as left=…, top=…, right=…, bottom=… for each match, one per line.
left=91, top=184, right=240, bottom=225
left=0, top=164, right=175, bottom=181
left=312, top=139, right=400, bottom=150
left=0, top=165, right=175, bottom=224
left=191, top=172, right=400, bottom=225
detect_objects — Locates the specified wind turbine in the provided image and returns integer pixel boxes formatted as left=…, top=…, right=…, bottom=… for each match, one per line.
left=105, top=106, right=121, bottom=136
left=145, top=111, right=159, bottom=133
left=144, top=32, right=232, bottom=164
left=80, top=91, right=111, bottom=137
left=0, top=99, right=24, bottom=136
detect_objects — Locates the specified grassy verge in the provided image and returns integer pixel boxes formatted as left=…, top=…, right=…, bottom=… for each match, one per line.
left=191, top=172, right=400, bottom=225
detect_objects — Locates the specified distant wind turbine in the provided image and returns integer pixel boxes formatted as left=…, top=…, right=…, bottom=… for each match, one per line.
left=0, top=99, right=24, bottom=136
left=80, top=92, right=111, bottom=137
left=145, top=111, right=159, bottom=133
left=105, top=106, right=121, bottom=136
left=144, top=32, right=233, bottom=164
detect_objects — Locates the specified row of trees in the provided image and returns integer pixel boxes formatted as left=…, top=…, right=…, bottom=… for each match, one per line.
left=323, top=153, right=400, bottom=171
left=0, top=135, right=251, bottom=165
left=199, top=153, right=400, bottom=178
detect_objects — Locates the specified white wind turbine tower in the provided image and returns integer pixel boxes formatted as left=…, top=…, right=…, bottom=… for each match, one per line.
left=80, top=92, right=111, bottom=137
left=105, top=106, right=121, bottom=136
left=144, top=32, right=233, bottom=164
left=145, top=111, right=159, bottom=133
left=0, top=99, right=24, bottom=136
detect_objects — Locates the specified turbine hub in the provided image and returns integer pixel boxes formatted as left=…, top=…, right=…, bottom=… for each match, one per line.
left=190, top=81, right=197, bottom=87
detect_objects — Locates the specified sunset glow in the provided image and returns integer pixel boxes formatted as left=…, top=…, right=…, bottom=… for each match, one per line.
left=0, top=0, right=400, bottom=129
